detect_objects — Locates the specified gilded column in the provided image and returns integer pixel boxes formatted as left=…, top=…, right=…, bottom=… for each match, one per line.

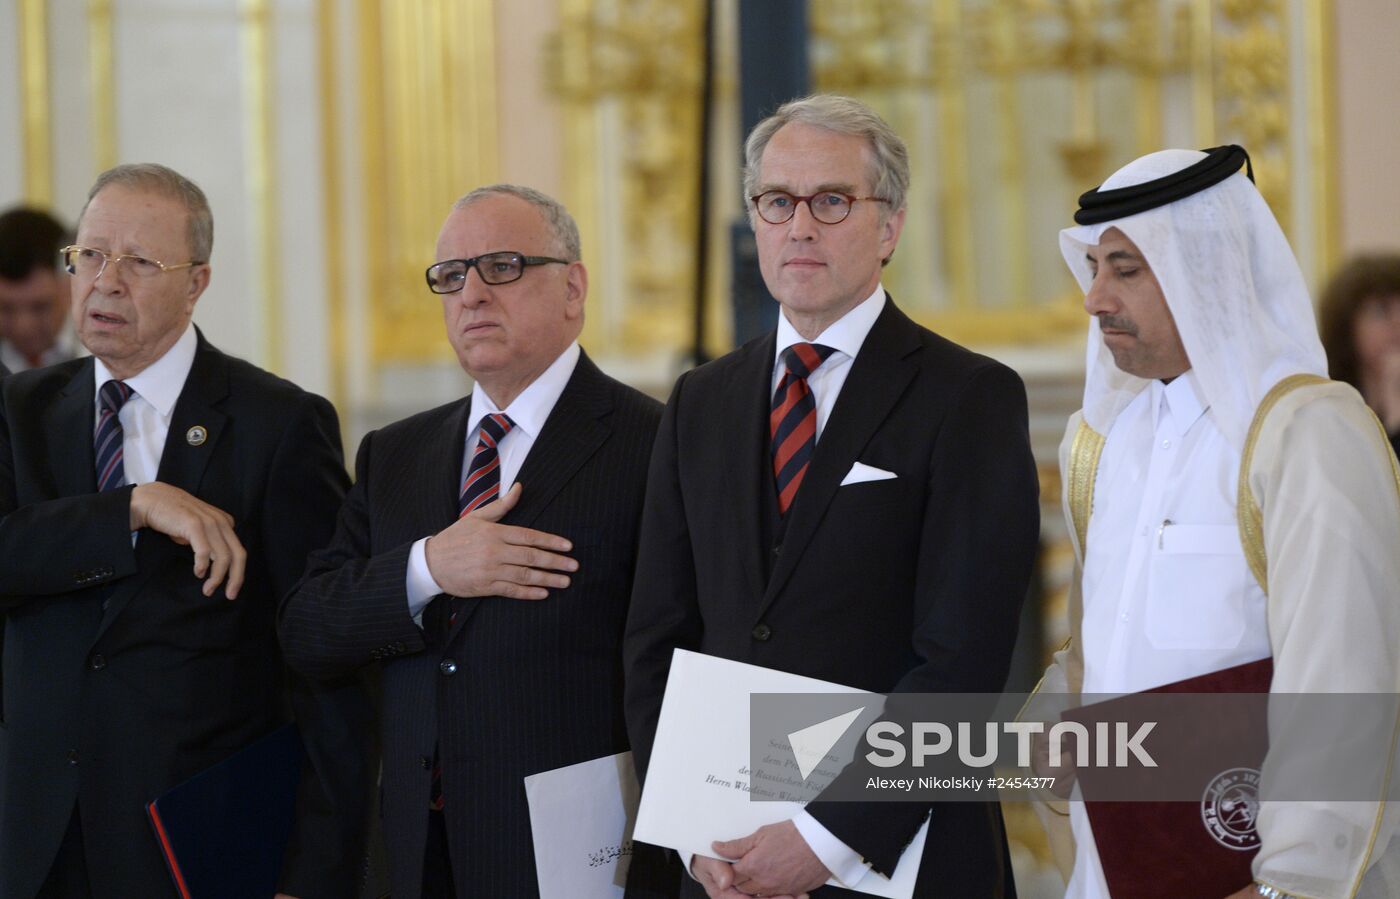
left=18, top=0, right=53, bottom=204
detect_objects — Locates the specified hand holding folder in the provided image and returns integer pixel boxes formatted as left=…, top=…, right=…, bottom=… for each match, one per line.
left=1062, top=657, right=1273, bottom=899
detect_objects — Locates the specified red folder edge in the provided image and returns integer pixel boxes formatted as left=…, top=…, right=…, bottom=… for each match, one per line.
left=147, top=799, right=195, bottom=899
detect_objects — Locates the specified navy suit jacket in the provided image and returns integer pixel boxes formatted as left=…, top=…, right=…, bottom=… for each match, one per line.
left=0, top=332, right=374, bottom=899
left=624, top=299, right=1040, bottom=898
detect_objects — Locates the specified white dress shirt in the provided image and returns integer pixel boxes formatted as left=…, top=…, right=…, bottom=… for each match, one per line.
left=683, top=287, right=887, bottom=888
left=774, top=287, right=886, bottom=887
left=404, top=341, right=582, bottom=618
left=771, top=286, right=884, bottom=438
left=1066, top=370, right=1271, bottom=899
left=92, top=324, right=199, bottom=489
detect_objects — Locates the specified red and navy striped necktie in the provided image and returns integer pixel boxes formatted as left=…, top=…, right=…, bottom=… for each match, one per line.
left=458, top=412, right=515, bottom=517
left=430, top=412, right=516, bottom=811
left=771, top=343, right=834, bottom=515
left=95, top=380, right=133, bottom=491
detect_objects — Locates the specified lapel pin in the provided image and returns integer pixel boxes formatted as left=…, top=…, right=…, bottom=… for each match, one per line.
left=186, top=425, right=208, bottom=446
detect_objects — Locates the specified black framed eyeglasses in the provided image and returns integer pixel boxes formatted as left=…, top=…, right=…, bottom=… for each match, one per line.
left=425, top=251, right=568, bottom=294
left=750, top=190, right=890, bottom=225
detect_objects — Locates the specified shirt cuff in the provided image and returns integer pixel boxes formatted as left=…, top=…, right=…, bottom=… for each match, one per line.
left=792, top=811, right=870, bottom=887
left=405, top=537, right=445, bottom=621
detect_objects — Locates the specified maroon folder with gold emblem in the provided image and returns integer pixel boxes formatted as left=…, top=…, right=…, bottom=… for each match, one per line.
left=1060, top=657, right=1274, bottom=898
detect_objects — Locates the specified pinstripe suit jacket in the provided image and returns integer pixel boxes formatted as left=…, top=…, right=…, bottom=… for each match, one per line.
left=280, top=351, right=662, bottom=898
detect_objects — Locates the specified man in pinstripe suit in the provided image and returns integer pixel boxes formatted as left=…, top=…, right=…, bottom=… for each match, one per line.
left=280, top=185, right=664, bottom=898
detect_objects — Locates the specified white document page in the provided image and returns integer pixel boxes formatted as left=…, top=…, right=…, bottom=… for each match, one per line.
left=524, top=751, right=640, bottom=899
left=634, top=649, right=929, bottom=899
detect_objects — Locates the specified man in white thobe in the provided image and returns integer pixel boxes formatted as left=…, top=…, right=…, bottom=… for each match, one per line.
left=1035, top=146, right=1400, bottom=899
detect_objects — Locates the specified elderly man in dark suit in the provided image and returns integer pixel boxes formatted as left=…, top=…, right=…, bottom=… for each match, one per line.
left=280, top=184, right=664, bottom=898
left=623, top=95, right=1041, bottom=898
left=0, top=163, right=373, bottom=899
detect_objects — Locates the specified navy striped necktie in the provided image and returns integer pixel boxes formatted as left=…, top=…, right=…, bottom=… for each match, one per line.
left=95, top=380, right=134, bottom=491
left=459, top=413, right=516, bottom=517
left=771, top=343, right=834, bottom=515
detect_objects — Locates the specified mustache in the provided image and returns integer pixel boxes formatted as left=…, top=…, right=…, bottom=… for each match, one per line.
left=1097, top=314, right=1138, bottom=336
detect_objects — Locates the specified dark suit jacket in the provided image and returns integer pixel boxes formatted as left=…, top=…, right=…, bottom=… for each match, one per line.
left=624, top=299, right=1040, bottom=898
left=0, top=332, right=374, bottom=899
left=280, top=351, right=663, bottom=899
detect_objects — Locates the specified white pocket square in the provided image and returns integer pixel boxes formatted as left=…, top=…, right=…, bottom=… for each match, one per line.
left=840, top=461, right=898, bottom=486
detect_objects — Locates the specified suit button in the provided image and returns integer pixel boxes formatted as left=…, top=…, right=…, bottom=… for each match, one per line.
left=439, top=659, right=457, bottom=676
left=751, top=623, right=772, bottom=641
left=66, top=749, right=80, bottom=767
left=89, top=654, right=106, bottom=670
left=772, top=544, right=782, bottom=557
left=420, top=756, right=433, bottom=770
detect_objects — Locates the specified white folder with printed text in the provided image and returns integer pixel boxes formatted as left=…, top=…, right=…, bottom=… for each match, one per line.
left=634, top=649, right=928, bottom=899
left=524, top=751, right=639, bottom=899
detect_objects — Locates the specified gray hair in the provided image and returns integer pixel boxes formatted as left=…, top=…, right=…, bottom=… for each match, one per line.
left=452, top=184, right=582, bottom=262
left=80, top=163, right=214, bottom=262
left=743, top=94, right=910, bottom=218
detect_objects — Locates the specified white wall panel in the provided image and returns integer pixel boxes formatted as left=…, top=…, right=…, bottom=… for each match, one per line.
left=0, top=2, right=28, bottom=206
left=112, top=1, right=254, bottom=364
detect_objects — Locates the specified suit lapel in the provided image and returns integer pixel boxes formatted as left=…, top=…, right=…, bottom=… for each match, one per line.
left=502, top=352, right=612, bottom=529
left=94, top=336, right=230, bottom=642
left=427, top=397, right=472, bottom=529
left=728, top=334, right=777, bottom=604
left=446, top=351, right=613, bottom=640
left=758, top=300, right=921, bottom=615
left=153, top=337, right=230, bottom=509
left=45, top=360, right=99, bottom=498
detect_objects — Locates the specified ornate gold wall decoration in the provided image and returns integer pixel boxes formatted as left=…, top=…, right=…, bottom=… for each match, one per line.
left=87, top=0, right=117, bottom=174
left=318, top=0, right=348, bottom=408
left=811, top=0, right=1204, bottom=340
left=18, top=0, right=53, bottom=204
left=546, top=0, right=707, bottom=355
left=1216, top=0, right=1291, bottom=221
left=803, top=0, right=1331, bottom=344
left=359, top=0, right=499, bottom=365
left=541, top=0, right=1334, bottom=352
left=242, top=0, right=283, bottom=372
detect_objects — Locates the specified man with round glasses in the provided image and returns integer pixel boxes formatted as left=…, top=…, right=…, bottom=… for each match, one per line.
left=0, top=163, right=372, bottom=898
left=625, top=94, right=1039, bottom=898
left=281, top=184, right=664, bottom=898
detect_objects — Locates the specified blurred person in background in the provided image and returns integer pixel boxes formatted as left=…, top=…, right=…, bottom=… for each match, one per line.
left=0, top=207, right=77, bottom=372
left=1319, top=252, right=1400, bottom=457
